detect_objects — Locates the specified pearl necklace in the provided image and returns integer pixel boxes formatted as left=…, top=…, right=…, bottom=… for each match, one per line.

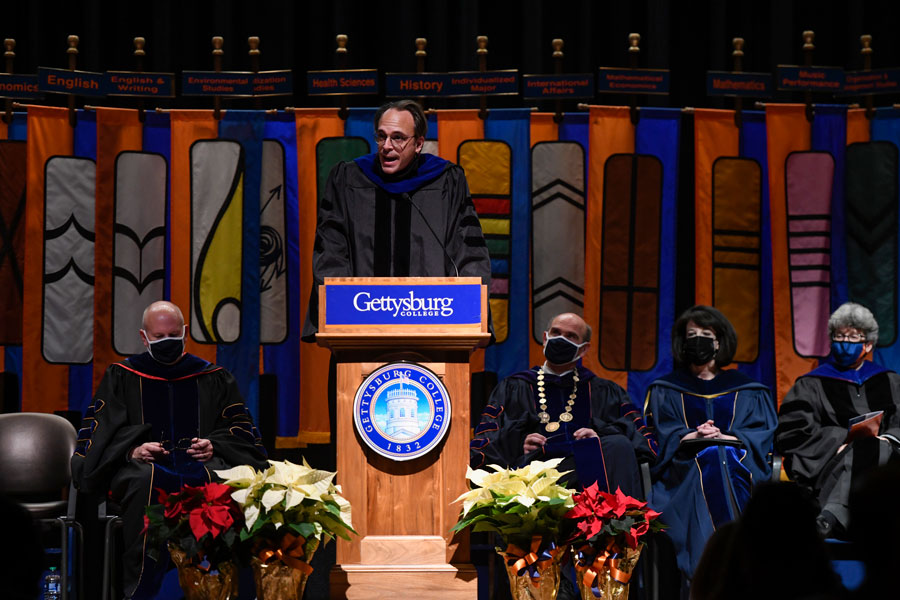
left=536, top=367, right=579, bottom=433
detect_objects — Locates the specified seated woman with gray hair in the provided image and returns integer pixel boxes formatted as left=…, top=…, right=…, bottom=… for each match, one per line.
left=776, top=301, right=900, bottom=539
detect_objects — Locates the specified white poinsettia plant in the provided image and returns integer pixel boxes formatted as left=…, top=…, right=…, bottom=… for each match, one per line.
left=215, top=459, right=355, bottom=562
left=451, top=458, right=575, bottom=550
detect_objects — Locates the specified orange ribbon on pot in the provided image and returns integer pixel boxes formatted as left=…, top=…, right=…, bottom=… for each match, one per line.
left=575, top=540, right=632, bottom=596
left=504, top=535, right=560, bottom=587
left=257, top=533, right=314, bottom=575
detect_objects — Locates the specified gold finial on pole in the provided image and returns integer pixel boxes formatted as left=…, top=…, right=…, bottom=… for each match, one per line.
left=476, top=35, right=488, bottom=56
left=802, top=30, right=815, bottom=54
left=552, top=38, right=564, bottom=60
left=628, top=33, right=640, bottom=56
left=415, top=37, right=427, bottom=59
left=336, top=34, right=348, bottom=55
left=134, top=37, right=145, bottom=58
left=248, top=36, right=260, bottom=58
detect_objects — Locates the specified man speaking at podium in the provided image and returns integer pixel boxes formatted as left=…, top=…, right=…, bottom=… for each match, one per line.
left=302, top=99, right=491, bottom=339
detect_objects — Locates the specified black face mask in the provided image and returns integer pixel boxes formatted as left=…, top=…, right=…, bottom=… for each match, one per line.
left=147, top=336, right=185, bottom=365
left=544, top=335, right=585, bottom=365
left=683, top=336, right=717, bottom=366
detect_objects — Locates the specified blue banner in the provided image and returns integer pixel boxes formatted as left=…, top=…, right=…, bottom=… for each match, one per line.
left=307, top=70, right=378, bottom=95
left=104, top=71, right=175, bottom=97
left=522, top=74, right=594, bottom=99
left=38, top=67, right=105, bottom=97
left=597, top=68, right=670, bottom=95
left=385, top=71, right=519, bottom=97
left=776, top=66, right=844, bottom=92
left=706, top=72, right=772, bottom=98
left=325, top=284, right=483, bottom=325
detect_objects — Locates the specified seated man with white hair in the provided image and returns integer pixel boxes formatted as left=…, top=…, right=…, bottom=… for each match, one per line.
left=776, top=302, right=900, bottom=539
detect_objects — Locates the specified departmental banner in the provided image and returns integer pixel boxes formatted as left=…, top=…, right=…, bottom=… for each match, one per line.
left=0, top=140, right=26, bottom=345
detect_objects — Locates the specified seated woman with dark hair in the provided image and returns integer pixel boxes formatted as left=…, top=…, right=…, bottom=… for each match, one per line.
left=644, top=305, right=777, bottom=585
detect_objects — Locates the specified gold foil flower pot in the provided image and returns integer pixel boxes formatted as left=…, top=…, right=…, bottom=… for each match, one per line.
left=498, top=537, right=567, bottom=600
left=572, top=543, right=642, bottom=600
left=168, top=545, right=239, bottom=600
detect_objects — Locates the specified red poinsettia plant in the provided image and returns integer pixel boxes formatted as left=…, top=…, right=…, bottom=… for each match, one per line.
left=563, top=484, right=664, bottom=551
left=143, top=482, right=244, bottom=569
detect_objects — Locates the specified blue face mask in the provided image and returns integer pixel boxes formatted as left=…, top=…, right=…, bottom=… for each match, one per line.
left=831, top=341, right=865, bottom=368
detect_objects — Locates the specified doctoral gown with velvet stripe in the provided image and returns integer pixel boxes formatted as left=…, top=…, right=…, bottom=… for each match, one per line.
left=644, top=369, right=776, bottom=579
left=776, top=359, right=900, bottom=530
left=470, top=365, right=657, bottom=494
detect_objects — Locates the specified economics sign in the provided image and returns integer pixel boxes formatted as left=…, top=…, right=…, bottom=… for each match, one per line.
left=325, top=283, right=482, bottom=325
left=354, top=362, right=452, bottom=461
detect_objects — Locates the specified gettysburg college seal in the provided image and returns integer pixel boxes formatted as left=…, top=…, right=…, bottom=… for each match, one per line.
left=353, top=362, right=452, bottom=461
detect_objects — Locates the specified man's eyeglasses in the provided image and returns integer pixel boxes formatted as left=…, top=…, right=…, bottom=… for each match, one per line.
left=832, top=332, right=866, bottom=342
left=374, top=132, right=413, bottom=150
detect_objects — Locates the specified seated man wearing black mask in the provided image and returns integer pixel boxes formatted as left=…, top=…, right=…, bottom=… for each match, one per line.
left=72, top=301, right=268, bottom=600
left=470, top=312, right=656, bottom=495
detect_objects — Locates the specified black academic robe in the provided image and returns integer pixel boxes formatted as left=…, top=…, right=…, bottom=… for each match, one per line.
left=644, top=369, right=777, bottom=579
left=470, top=365, right=657, bottom=495
left=776, top=359, right=900, bottom=530
left=302, top=152, right=491, bottom=340
left=71, top=353, right=268, bottom=600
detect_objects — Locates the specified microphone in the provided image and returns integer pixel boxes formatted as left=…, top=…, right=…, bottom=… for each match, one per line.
left=401, top=192, right=460, bottom=277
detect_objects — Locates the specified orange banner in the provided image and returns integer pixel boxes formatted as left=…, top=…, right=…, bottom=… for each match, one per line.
left=22, top=107, right=72, bottom=412
left=584, top=106, right=633, bottom=388
left=528, top=113, right=560, bottom=368
left=436, top=110, right=488, bottom=372
left=766, top=104, right=817, bottom=404
left=169, top=110, right=218, bottom=363
left=693, top=110, right=740, bottom=305
left=93, top=108, right=143, bottom=389
left=293, top=109, right=345, bottom=446
left=846, top=108, right=871, bottom=145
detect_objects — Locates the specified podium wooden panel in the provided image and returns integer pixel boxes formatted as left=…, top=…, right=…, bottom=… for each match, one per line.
left=317, top=277, right=489, bottom=599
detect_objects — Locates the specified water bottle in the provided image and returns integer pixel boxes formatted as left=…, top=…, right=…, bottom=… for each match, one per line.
left=43, top=566, right=60, bottom=600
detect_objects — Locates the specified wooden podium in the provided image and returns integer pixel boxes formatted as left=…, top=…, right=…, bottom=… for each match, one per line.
left=316, top=277, right=490, bottom=599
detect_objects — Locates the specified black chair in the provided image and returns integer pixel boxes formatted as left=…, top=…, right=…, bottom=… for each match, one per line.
left=0, top=412, right=80, bottom=600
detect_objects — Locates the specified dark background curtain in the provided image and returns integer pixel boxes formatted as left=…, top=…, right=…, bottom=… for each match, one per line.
left=4, top=0, right=899, bottom=111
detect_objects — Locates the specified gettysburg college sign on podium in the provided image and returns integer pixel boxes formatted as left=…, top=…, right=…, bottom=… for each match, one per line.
left=316, top=277, right=489, bottom=599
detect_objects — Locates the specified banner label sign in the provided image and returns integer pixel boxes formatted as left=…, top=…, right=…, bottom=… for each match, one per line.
left=706, top=71, right=772, bottom=98
left=104, top=71, right=175, bottom=97
left=597, top=68, right=670, bottom=95
left=385, top=71, right=519, bottom=97
left=38, top=67, right=105, bottom=97
left=307, top=69, right=378, bottom=95
left=0, top=73, right=41, bottom=99
left=522, top=74, right=595, bottom=99
left=776, top=66, right=845, bottom=92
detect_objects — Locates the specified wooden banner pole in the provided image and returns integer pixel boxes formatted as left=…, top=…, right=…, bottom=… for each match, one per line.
left=134, top=37, right=146, bottom=122
left=628, top=33, right=640, bottom=125
left=861, top=34, right=874, bottom=120
left=3, top=38, right=14, bottom=124
left=212, top=36, right=223, bottom=120
left=477, top=35, right=488, bottom=120
left=66, top=35, right=79, bottom=127
left=552, top=38, right=564, bottom=123
left=249, top=36, right=261, bottom=111
left=732, top=37, right=744, bottom=129
left=415, top=37, right=427, bottom=108
left=336, top=34, right=348, bottom=120
left=802, top=30, right=815, bottom=122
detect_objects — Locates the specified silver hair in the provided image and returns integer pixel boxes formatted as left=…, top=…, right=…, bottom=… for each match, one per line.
left=828, top=302, right=879, bottom=345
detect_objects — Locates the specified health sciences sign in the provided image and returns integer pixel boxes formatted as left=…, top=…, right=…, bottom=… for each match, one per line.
left=325, top=283, right=482, bottom=325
